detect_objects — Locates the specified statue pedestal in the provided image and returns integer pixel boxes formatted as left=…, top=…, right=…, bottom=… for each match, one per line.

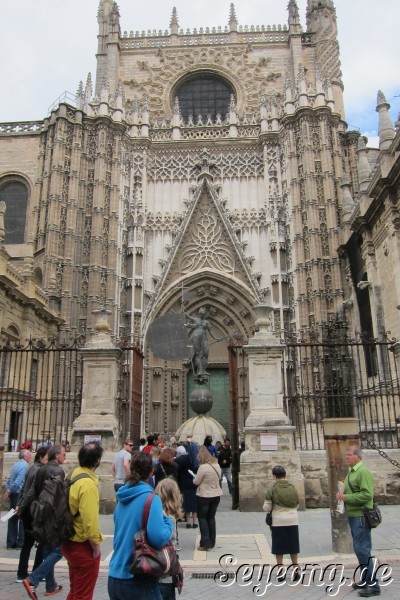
left=239, top=305, right=305, bottom=510
left=71, top=312, right=120, bottom=451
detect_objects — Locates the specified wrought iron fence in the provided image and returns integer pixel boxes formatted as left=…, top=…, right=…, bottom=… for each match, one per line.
left=282, top=325, right=400, bottom=450
left=0, top=337, right=83, bottom=451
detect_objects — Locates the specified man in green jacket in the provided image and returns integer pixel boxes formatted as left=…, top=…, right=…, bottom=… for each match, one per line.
left=336, top=445, right=380, bottom=597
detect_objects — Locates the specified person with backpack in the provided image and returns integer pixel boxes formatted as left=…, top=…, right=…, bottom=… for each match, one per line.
left=22, top=445, right=66, bottom=599
left=15, top=447, right=48, bottom=583
left=61, top=442, right=105, bottom=600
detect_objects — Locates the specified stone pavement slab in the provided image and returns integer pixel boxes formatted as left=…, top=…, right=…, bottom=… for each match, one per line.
left=1, top=486, right=399, bottom=599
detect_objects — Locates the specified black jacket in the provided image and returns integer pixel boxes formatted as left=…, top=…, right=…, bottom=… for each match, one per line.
left=218, top=445, right=232, bottom=468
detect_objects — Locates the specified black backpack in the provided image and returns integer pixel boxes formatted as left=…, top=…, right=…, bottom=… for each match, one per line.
left=30, top=473, right=90, bottom=548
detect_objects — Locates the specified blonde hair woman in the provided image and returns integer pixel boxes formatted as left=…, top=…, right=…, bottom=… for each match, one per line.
left=155, top=478, right=184, bottom=600
left=193, top=445, right=222, bottom=551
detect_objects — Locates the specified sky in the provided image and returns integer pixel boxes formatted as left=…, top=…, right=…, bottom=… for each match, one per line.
left=1, top=0, right=399, bottom=147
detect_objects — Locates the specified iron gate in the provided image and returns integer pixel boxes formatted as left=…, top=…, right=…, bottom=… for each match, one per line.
left=283, top=325, right=400, bottom=450
left=116, top=341, right=144, bottom=446
left=0, top=337, right=83, bottom=450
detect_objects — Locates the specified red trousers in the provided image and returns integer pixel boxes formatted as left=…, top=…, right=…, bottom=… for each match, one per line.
left=61, top=540, right=100, bottom=600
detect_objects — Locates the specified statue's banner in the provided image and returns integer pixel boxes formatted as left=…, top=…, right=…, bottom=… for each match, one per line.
left=146, top=313, right=191, bottom=360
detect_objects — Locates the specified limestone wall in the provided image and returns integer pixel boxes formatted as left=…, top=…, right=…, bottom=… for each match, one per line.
left=299, top=449, right=400, bottom=508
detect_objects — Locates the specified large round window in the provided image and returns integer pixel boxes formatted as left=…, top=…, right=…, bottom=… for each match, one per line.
left=175, top=73, right=234, bottom=122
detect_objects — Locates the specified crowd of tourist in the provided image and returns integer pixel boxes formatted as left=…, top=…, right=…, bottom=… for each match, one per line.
left=3, top=435, right=380, bottom=599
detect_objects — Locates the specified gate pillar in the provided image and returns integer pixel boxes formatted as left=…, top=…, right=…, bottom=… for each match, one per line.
left=239, top=305, right=305, bottom=511
left=71, top=308, right=119, bottom=451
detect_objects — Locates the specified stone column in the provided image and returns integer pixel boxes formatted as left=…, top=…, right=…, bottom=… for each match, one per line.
left=323, top=418, right=359, bottom=553
left=71, top=307, right=120, bottom=451
left=239, top=305, right=304, bottom=510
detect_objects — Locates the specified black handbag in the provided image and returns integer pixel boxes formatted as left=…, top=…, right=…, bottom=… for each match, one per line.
left=347, top=477, right=382, bottom=529
left=129, top=493, right=181, bottom=577
left=265, top=512, right=273, bottom=527
left=363, top=503, right=382, bottom=529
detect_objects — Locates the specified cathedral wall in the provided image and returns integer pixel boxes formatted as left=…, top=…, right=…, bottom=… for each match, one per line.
left=371, top=203, right=400, bottom=339
left=146, top=178, right=191, bottom=214
left=0, top=136, right=41, bottom=184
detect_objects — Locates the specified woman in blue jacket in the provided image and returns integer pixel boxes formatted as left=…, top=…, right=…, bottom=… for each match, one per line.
left=108, top=451, right=173, bottom=599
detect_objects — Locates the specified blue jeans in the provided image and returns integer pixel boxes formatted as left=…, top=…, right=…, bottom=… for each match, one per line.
left=28, top=545, right=62, bottom=592
left=220, top=467, right=232, bottom=494
left=7, top=492, right=24, bottom=548
left=348, top=516, right=380, bottom=588
left=197, top=496, right=220, bottom=549
left=108, top=576, right=162, bottom=600
left=159, top=581, right=176, bottom=600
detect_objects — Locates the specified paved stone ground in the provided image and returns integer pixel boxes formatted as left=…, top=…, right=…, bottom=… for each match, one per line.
left=1, top=485, right=399, bottom=599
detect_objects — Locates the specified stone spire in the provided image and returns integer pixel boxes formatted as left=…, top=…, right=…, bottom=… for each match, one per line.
left=84, top=73, right=93, bottom=107
left=288, top=0, right=301, bottom=34
left=76, top=81, right=84, bottom=110
left=229, top=3, right=238, bottom=33
left=376, top=90, right=395, bottom=150
left=170, top=7, right=179, bottom=35
left=357, top=136, right=371, bottom=192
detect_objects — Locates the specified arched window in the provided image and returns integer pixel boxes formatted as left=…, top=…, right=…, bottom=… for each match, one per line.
left=0, top=180, right=28, bottom=244
left=175, top=73, right=234, bottom=122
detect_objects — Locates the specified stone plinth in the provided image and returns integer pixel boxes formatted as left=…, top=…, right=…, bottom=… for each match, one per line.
left=239, top=305, right=304, bottom=511
left=71, top=309, right=120, bottom=451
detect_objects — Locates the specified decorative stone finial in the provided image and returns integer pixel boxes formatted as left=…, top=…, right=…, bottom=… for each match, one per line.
left=170, top=7, right=179, bottom=35
left=76, top=81, right=84, bottom=110
left=93, top=306, right=112, bottom=332
left=376, top=90, right=395, bottom=150
left=229, top=3, right=238, bottom=32
left=288, top=0, right=301, bottom=33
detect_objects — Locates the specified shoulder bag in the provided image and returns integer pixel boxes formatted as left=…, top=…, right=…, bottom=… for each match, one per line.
left=129, top=492, right=181, bottom=577
left=210, top=463, right=222, bottom=488
left=265, top=483, right=275, bottom=527
left=347, top=476, right=382, bottom=529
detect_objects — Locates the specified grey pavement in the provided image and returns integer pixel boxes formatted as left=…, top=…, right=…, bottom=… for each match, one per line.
left=0, top=482, right=399, bottom=599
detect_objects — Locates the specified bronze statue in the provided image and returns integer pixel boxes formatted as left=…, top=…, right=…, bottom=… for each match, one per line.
left=184, top=307, right=219, bottom=380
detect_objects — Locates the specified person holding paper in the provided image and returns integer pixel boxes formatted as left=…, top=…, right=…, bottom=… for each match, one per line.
left=336, top=445, right=380, bottom=597
left=4, top=449, right=31, bottom=549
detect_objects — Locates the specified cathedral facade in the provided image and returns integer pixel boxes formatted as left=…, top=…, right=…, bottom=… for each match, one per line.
left=1, top=0, right=399, bottom=439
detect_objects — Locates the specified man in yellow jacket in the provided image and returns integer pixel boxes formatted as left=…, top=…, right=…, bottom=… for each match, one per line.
left=62, top=443, right=105, bottom=600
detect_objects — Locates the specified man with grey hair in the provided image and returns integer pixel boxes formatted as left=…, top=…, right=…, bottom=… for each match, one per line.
left=336, top=445, right=380, bottom=597
left=4, top=449, right=31, bottom=549
left=111, top=439, right=133, bottom=493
